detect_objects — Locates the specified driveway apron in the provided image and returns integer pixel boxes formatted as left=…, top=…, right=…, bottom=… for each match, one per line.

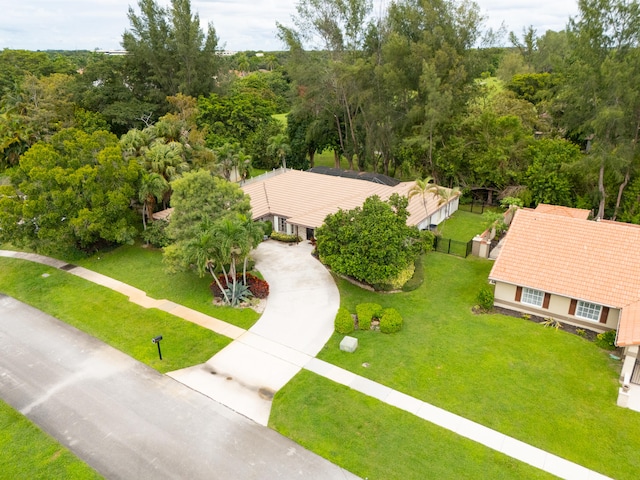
left=168, top=241, right=340, bottom=426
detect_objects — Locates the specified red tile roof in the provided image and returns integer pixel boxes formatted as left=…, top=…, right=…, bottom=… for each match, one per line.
left=489, top=208, right=640, bottom=346
left=534, top=204, right=591, bottom=219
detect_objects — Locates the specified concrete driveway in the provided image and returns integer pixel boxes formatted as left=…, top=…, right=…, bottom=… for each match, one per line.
left=0, top=295, right=357, bottom=480
left=168, top=240, right=340, bottom=425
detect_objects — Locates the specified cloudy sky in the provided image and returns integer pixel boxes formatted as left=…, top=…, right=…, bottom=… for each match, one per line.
left=0, top=0, right=580, bottom=52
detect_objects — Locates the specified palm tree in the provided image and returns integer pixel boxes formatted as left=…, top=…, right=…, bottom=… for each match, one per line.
left=408, top=177, right=438, bottom=227
left=239, top=215, right=265, bottom=284
left=212, top=216, right=252, bottom=305
left=215, top=143, right=240, bottom=181
left=138, top=172, right=169, bottom=230
left=267, top=133, right=291, bottom=169
left=184, top=225, right=231, bottom=304
left=433, top=186, right=461, bottom=236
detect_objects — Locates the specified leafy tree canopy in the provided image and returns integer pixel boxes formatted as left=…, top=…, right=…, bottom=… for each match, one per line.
left=0, top=129, right=140, bottom=255
left=316, top=194, right=423, bottom=289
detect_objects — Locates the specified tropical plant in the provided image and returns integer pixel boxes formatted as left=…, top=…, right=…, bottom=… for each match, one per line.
left=266, top=133, right=291, bottom=169
left=138, top=171, right=169, bottom=230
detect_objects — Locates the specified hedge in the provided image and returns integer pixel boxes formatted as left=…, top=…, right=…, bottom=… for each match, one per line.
left=380, top=307, right=403, bottom=334
left=355, top=303, right=383, bottom=331
left=334, top=307, right=354, bottom=334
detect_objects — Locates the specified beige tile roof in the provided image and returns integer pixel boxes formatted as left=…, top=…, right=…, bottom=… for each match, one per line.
left=534, top=204, right=591, bottom=219
left=489, top=208, right=640, bottom=346
left=241, top=169, right=456, bottom=228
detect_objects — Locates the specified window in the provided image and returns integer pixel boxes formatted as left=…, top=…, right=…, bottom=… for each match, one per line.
left=576, top=301, right=602, bottom=322
left=521, top=288, right=544, bottom=307
left=278, top=216, right=287, bottom=233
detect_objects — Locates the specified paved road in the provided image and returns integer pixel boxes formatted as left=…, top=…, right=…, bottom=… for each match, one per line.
left=0, top=295, right=358, bottom=480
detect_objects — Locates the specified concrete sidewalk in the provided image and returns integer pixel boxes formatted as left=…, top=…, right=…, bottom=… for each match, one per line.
left=0, top=248, right=614, bottom=479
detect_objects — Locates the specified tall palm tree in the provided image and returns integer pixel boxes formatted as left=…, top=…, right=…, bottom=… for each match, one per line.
left=239, top=215, right=265, bottom=284
left=184, top=226, right=231, bottom=304
left=408, top=177, right=438, bottom=227
left=138, top=172, right=169, bottom=230
left=267, top=133, right=291, bottom=169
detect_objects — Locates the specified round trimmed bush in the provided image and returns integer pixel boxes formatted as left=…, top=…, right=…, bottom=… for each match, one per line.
left=380, top=308, right=403, bottom=334
left=355, top=303, right=383, bottom=331
left=334, top=307, right=355, bottom=334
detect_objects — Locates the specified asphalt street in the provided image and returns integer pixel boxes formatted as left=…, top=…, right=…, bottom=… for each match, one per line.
left=0, top=295, right=358, bottom=480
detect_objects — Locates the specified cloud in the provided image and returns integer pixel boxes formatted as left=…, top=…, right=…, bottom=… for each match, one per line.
left=0, top=0, right=579, bottom=51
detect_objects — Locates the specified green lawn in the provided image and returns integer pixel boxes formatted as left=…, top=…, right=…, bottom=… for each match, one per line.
left=0, top=257, right=231, bottom=374
left=299, top=252, right=638, bottom=480
left=271, top=371, right=554, bottom=480
left=72, top=243, right=260, bottom=330
left=0, top=399, right=103, bottom=479
left=438, top=209, right=491, bottom=241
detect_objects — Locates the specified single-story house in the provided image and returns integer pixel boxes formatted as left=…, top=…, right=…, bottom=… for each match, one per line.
left=488, top=205, right=640, bottom=408
left=240, top=168, right=459, bottom=241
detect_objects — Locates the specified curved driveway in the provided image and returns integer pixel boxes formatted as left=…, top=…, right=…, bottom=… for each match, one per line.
left=168, top=240, right=340, bottom=425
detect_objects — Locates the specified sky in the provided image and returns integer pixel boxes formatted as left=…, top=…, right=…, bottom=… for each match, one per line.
left=0, top=0, right=580, bottom=52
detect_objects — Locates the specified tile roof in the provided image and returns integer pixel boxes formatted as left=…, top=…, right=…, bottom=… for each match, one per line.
left=241, top=169, right=456, bottom=228
left=534, top=204, right=591, bottom=219
left=489, top=208, right=640, bottom=346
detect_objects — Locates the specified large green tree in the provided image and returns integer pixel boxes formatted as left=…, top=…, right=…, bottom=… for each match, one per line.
left=316, top=194, right=423, bottom=289
left=557, top=0, right=640, bottom=219
left=0, top=129, right=140, bottom=254
left=122, top=0, right=220, bottom=104
left=163, top=169, right=251, bottom=261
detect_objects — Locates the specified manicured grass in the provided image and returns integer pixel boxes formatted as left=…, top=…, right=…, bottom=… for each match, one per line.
left=0, top=399, right=103, bottom=479
left=271, top=371, right=554, bottom=480
left=437, top=209, right=491, bottom=241
left=312, top=150, right=350, bottom=169
left=0, top=257, right=231, bottom=374
left=73, top=243, right=260, bottom=330
left=309, top=252, right=639, bottom=479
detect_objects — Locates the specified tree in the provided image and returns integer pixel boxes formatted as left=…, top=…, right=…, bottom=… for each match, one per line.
left=408, top=177, right=438, bottom=220
left=163, top=170, right=252, bottom=295
left=556, top=0, right=640, bottom=218
left=214, top=143, right=251, bottom=182
left=122, top=0, right=219, bottom=103
left=0, top=129, right=140, bottom=255
left=139, top=172, right=169, bottom=230
left=266, top=133, right=291, bottom=169
left=316, top=194, right=423, bottom=289
left=523, top=138, right=580, bottom=206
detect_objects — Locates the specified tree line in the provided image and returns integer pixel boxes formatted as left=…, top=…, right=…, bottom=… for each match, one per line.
left=1, top=0, right=640, bottom=261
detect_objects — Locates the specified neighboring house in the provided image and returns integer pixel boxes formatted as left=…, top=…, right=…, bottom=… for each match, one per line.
left=240, top=168, right=459, bottom=241
left=488, top=205, right=640, bottom=408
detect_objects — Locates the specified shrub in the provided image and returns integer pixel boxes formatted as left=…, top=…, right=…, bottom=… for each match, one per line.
left=335, top=307, right=354, bottom=334
left=356, top=303, right=383, bottom=331
left=541, top=317, right=562, bottom=330
left=402, top=257, right=424, bottom=292
left=210, top=273, right=269, bottom=299
left=476, top=286, right=494, bottom=312
left=380, top=308, right=403, bottom=334
left=258, top=220, right=273, bottom=238
left=595, top=330, right=617, bottom=350
left=374, top=263, right=415, bottom=291
left=141, top=220, right=170, bottom=247
left=270, top=231, right=301, bottom=243
left=419, top=230, right=436, bottom=252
